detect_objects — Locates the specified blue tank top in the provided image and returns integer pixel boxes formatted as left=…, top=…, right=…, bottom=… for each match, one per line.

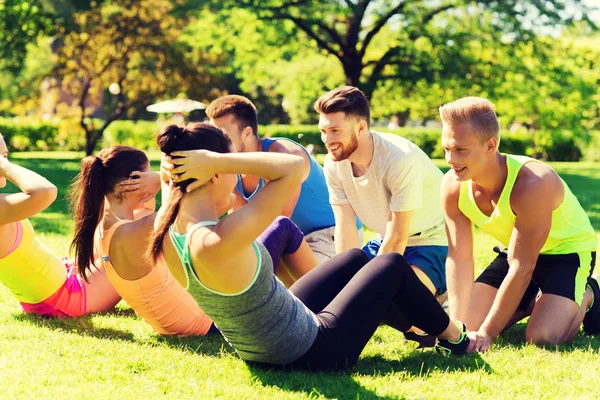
left=234, top=137, right=361, bottom=234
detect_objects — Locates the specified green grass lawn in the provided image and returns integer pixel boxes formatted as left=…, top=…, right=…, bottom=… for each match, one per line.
left=1, top=152, right=599, bottom=399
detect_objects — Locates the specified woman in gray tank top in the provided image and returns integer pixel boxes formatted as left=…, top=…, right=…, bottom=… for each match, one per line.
left=148, top=123, right=472, bottom=371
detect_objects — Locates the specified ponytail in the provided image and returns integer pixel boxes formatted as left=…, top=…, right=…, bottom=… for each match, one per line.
left=69, top=146, right=148, bottom=281
left=148, top=187, right=184, bottom=262
left=69, top=156, right=106, bottom=281
left=147, top=122, right=232, bottom=261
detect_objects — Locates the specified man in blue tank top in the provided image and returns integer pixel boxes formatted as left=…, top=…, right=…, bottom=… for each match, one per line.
left=206, top=95, right=363, bottom=271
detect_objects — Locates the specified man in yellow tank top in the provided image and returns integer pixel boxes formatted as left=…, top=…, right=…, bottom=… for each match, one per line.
left=439, top=97, right=599, bottom=352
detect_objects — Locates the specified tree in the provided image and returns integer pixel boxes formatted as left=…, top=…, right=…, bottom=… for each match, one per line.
left=54, top=0, right=213, bottom=155
left=0, top=0, right=54, bottom=74
left=210, top=0, right=597, bottom=101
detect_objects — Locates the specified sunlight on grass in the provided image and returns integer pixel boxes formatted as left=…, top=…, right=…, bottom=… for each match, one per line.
left=0, top=154, right=599, bottom=399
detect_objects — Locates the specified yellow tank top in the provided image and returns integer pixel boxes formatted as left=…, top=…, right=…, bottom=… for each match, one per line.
left=458, top=154, right=597, bottom=255
left=0, top=219, right=67, bottom=303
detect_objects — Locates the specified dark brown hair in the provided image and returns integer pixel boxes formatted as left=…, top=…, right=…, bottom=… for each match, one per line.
left=69, top=146, right=148, bottom=281
left=205, top=95, right=258, bottom=136
left=314, top=86, right=371, bottom=127
left=148, top=123, right=232, bottom=262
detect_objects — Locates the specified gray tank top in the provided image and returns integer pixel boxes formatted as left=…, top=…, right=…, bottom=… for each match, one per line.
left=169, top=221, right=318, bottom=364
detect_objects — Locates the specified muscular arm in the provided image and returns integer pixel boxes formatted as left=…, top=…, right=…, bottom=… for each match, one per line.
left=269, top=140, right=310, bottom=218
left=378, top=210, right=414, bottom=255
left=332, top=204, right=359, bottom=253
left=442, top=172, right=475, bottom=322
left=478, top=165, right=558, bottom=339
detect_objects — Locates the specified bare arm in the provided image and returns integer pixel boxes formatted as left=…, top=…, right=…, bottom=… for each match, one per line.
left=332, top=204, right=359, bottom=253
left=378, top=210, right=414, bottom=255
left=232, top=190, right=247, bottom=211
left=168, top=150, right=304, bottom=255
left=442, top=172, right=475, bottom=322
left=268, top=140, right=309, bottom=218
left=0, top=157, right=57, bottom=225
left=478, top=165, right=557, bottom=341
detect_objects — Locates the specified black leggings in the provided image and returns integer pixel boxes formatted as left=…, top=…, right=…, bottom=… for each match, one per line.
left=282, top=249, right=450, bottom=371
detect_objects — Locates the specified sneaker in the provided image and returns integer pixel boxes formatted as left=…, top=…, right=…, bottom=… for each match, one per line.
left=404, top=331, right=436, bottom=349
left=583, top=275, right=600, bottom=335
left=436, top=321, right=470, bottom=355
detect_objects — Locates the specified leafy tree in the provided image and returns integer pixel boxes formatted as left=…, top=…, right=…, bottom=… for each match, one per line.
left=0, top=0, right=54, bottom=74
left=54, top=0, right=213, bottom=155
left=211, top=0, right=597, bottom=101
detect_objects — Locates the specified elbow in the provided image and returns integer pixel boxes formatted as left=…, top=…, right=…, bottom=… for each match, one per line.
left=37, top=185, right=58, bottom=208
left=508, top=260, right=535, bottom=279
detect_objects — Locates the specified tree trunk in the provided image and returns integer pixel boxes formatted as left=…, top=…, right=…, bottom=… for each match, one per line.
left=84, top=130, right=103, bottom=156
left=343, top=58, right=363, bottom=90
left=85, top=135, right=97, bottom=156
left=396, top=109, right=410, bottom=127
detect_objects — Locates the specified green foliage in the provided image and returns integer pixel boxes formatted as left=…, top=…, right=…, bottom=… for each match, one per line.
left=0, top=117, right=58, bottom=151
left=212, top=0, right=597, bottom=100
left=0, top=117, right=596, bottom=162
left=0, top=37, right=53, bottom=115
left=102, top=120, right=159, bottom=150
left=0, top=0, right=54, bottom=74
left=54, top=0, right=217, bottom=155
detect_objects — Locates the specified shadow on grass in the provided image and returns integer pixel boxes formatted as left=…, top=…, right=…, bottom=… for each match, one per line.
left=156, top=332, right=235, bottom=357
left=100, top=306, right=139, bottom=319
left=246, top=350, right=490, bottom=399
left=13, top=312, right=136, bottom=342
left=493, top=322, right=600, bottom=353
left=248, top=366, right=395, bottom=400
left=354, top=350, right=492, bottom=376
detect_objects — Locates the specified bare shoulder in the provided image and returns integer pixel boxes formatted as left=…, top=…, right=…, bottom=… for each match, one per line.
left=512, top=161, right=562, bottom=209
left=271, top=139, right=308, bottom=159
left=514, top=162, right=561, bottom=196
left=441, top=170, right=462, bottom=198
left=269, top=139, right=310, bottom=179
left=113, top=213, right=156, bottom=244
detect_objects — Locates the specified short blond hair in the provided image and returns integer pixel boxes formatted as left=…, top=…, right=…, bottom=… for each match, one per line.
left=439, top=97, right=500, bottom=141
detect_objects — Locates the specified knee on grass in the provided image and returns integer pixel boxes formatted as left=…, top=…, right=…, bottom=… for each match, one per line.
left=525, top=326, right=565, bottom=346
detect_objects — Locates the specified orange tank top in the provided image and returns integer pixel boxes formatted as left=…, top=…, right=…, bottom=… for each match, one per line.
left=96, top=220, right=213, bottom=336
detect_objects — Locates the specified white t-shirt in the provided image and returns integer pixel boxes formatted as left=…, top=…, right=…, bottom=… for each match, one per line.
left=324, top=131, right=447, bottom=247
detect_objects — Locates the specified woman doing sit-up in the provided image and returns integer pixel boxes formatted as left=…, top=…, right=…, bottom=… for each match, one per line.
left=151, top=123, right=472, bottom=371
left=69, top=145, right=214, bottom=336
left=0, top=134, right=120, bottom=317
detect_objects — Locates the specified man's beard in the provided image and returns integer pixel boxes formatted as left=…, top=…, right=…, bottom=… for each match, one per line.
left=329, top=132, right=358, bottom=162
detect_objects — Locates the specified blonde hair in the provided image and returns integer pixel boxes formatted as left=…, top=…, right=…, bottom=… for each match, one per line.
left=439, top=97, right=500, bottom=141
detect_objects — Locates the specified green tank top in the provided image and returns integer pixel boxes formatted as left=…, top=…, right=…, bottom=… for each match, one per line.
left=458, top=154, right=597, bottom=255
left=168, top=221, right=318, bottom=364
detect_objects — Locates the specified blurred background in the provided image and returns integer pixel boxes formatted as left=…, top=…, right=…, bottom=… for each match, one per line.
left=0, top=0, right=598, bottom=160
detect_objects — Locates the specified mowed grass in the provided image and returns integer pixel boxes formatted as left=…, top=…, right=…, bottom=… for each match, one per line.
left=1, top=152, right=599, bottom=400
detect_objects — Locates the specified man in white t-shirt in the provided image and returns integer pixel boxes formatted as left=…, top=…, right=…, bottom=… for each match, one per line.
left=314, top=86, right=448, bottom=305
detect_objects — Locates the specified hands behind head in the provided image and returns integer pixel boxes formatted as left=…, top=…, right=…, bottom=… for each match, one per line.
left=161, top=150, right=217, bottom=193
left=117, top=170, right=160, bottom=203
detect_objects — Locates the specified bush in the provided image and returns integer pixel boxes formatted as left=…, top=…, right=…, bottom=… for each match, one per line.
left=0, top=117, right=59, bottom=151
left=0, top=117, right=597, bottom=162
left=103, top=120, right=159, bottom=150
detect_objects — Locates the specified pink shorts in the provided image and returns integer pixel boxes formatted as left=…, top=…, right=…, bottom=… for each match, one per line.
left=19, top=259, right=87, bottom=318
